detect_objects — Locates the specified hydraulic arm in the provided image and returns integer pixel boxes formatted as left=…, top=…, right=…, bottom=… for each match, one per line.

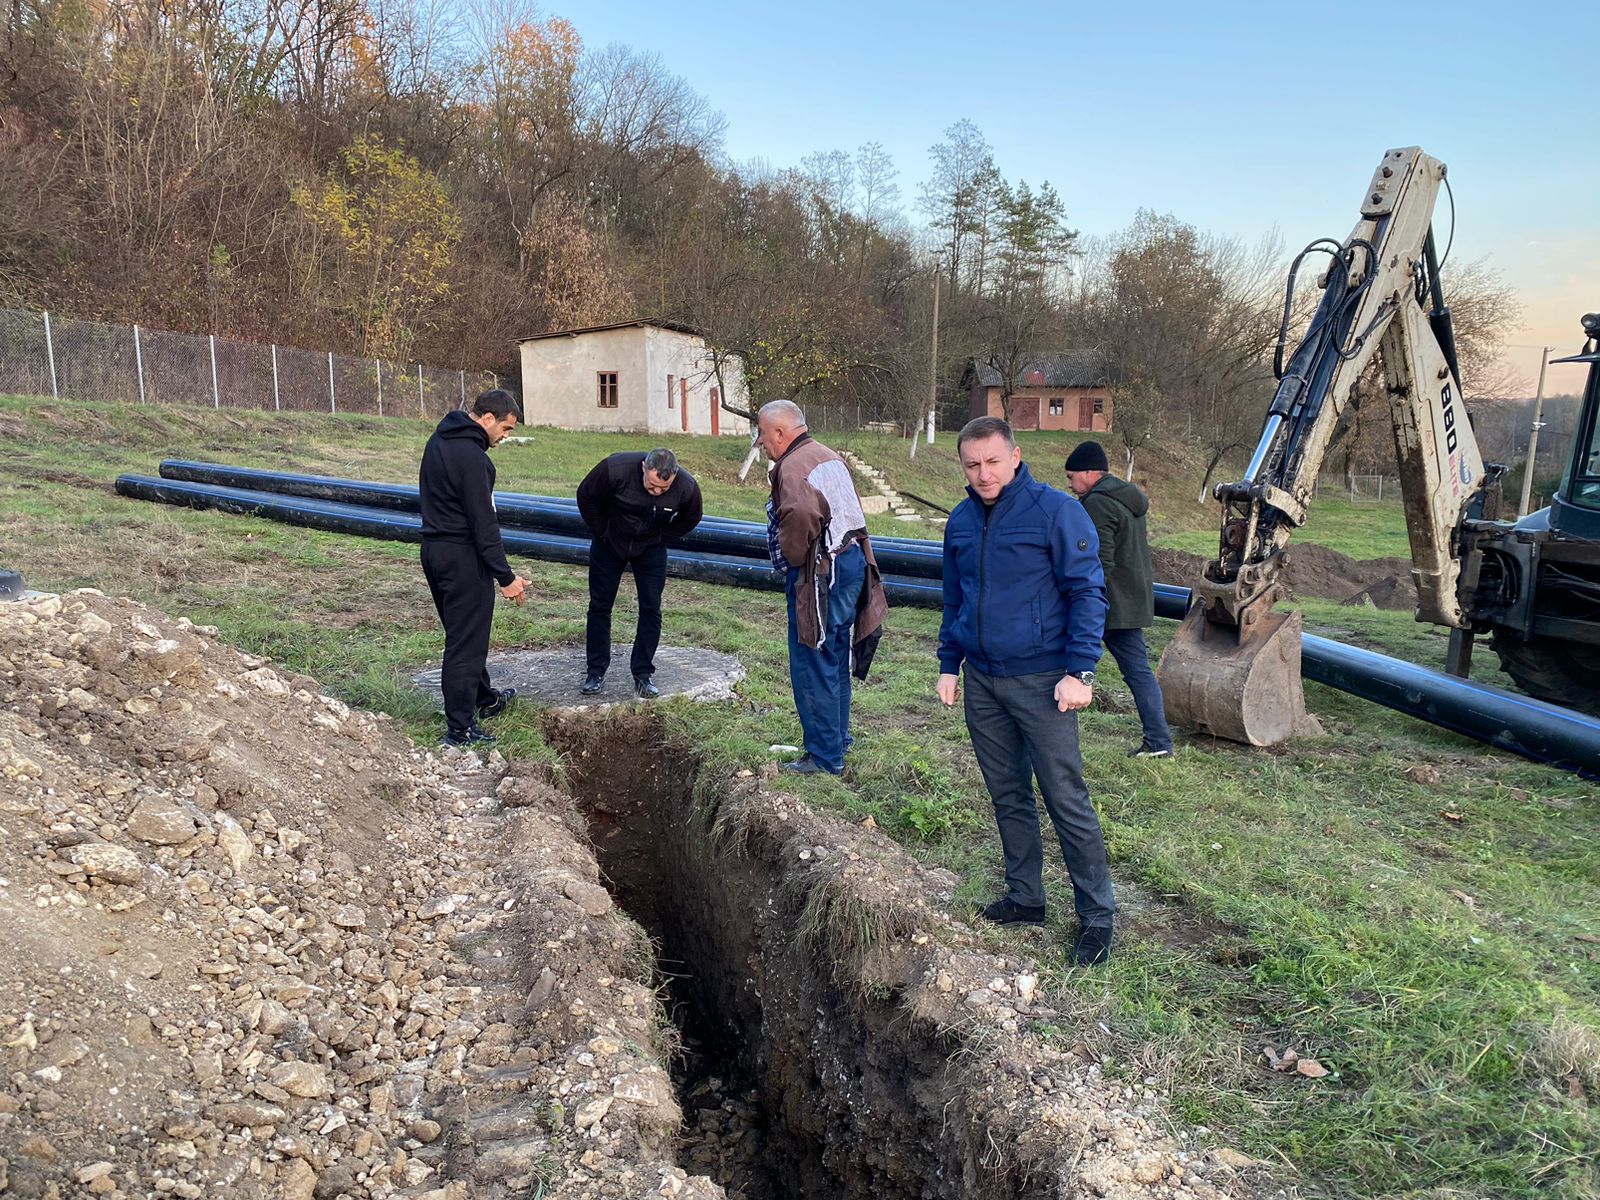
left=1158, top=147, right=1494, bottom=745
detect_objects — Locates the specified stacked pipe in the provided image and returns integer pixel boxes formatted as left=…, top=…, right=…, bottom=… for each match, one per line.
left=154, top=460, right=946, bottom=579
left=115, top=472, right=946, bottom=608
left=115, top=462, right=1600, bottom=779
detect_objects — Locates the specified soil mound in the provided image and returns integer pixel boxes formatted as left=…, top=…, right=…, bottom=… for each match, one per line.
left=0, top=591, right=690, bottom=1199
left=1153, top=545, right=1417, bottom=612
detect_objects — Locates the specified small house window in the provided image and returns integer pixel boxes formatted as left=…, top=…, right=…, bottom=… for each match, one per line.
left=1093, top=397, right=1106, bottom=415
left=1048, top=397, right=1064, bottom=416
left=597, top=371, right=618, bottom=409
left=667, top=374, right=675, bottom=409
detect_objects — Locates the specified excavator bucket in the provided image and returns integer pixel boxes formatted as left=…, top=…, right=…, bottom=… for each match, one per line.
left=1157, top=603, right=1314, bottom=747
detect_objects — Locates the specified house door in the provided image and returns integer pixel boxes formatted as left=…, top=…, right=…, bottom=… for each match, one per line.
left=1079, top=396, right=1094, bottom=429
left=1013, top=397, right=1040, bottom=430
left=681, top=379, right=689, bottom=432
left=710, top=387, right=720, bottom=436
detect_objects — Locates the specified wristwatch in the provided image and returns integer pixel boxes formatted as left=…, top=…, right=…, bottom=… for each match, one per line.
left=1072, top=670, right=1096, bottom=687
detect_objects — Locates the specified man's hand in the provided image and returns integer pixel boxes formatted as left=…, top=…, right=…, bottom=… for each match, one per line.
left=500, top=576, right=530, bottom=606
left=936, top=673, right=960, bottom=707
left=1055, top=675, right=1092, bottom=712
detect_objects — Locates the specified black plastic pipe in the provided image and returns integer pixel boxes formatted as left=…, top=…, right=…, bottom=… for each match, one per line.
left=116, top=475, right=946, bottom=608
left=121, top=474, right=1600, bottom=778
left=156, top=461, right=947, bottom=578
left=1153, top=584, right=1600, bottom=778
left=158, top=459, right=953, bottom=557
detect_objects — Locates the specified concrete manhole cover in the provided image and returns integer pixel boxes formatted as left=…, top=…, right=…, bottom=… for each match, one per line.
left=411, top=644, right=745, bottom=710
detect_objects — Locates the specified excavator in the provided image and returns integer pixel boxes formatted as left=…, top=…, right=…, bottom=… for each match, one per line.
left=1158, top=146, right=1600, bottom=745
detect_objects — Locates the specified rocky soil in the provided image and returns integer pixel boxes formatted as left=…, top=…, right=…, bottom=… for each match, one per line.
left=1, top=590, right=1286, bottom=1200
left=0, top=591, right=700, bottom=1199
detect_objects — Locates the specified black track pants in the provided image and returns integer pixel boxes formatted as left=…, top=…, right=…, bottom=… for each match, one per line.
left=422, top=540, right=498, bottom=735
left=586, top=539, right=668, bottom=678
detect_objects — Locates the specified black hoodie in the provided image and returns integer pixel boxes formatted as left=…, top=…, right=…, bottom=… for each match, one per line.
left=418, top=411, right=515, bottom=586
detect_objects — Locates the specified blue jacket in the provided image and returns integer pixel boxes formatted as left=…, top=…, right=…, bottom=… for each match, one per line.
left=937, top=461, right=1108, bottom=678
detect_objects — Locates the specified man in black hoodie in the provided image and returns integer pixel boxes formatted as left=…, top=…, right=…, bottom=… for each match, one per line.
left=419, top=389, right=530, bottom=747
left=1064, top=441, right=1174, bottom=758
left=575, top=448, right=703, bottom=698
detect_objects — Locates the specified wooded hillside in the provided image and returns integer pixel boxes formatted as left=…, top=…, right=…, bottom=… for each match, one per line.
left=0, top=0, right=1519, bottom=454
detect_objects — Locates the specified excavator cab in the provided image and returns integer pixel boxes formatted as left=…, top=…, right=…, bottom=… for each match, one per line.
left=1549, top=314, right=1600, bottom=538
left=1462, top=313, right=1600, bottom=712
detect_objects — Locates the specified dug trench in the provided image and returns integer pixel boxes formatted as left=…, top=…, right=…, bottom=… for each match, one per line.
left=541, top=710, right=1270, bottom=1200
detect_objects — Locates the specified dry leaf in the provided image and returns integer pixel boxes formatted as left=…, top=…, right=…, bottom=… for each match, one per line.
left=1449, top=890, right=1478, bottom=911
left=1264, top=1045, right=1302, bottom=1073
left=1438, top=809, right=1464, bottom=823
left=1296, top=1058, right=1330, bottom=1079
left=1575, top=933, right=1600, bottom=945
left=1407, top=765, right=1443, bottom=785
left=1568, top=1074, right=1586, bottom=1100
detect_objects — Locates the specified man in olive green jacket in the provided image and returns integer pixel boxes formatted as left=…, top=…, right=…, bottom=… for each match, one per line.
left=1064, top=441, right=1173, bottom=758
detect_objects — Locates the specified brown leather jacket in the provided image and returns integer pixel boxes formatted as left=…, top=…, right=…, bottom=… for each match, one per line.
left=769, top=434, right=888, bottom=659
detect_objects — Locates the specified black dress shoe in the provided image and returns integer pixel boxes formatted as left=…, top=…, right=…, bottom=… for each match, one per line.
left=580, top=672, right=605, bottom=695
left=633, top=675, right=660, bottom=699
left=477, top=687, right=517, bottom=719
left=1073, top=925, right=1113, bottom=966
left=978, top=898, right=1046, bottom=927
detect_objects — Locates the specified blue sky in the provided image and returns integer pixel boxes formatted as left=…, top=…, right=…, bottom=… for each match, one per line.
left=568, top=0, right=1595, bottom=395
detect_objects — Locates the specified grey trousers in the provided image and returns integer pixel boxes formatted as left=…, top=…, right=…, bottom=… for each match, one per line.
left=964, top=665, right=1116, bottom=927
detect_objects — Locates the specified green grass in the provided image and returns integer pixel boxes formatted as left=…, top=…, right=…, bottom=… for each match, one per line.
left=4, top=393, right=1597, bottom=1199
left=1158, top=497, right=1415, bottom=562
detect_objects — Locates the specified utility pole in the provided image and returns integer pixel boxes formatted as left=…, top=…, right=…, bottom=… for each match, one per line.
left=1518, top=346, right=1551, bottom=518
left=927, top=265, right=941, bottom=445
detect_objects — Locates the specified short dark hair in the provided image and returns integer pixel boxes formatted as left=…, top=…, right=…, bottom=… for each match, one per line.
left=472, top=388, right=523, bottom=421
left=643, top=448, right=678, bottom=478
left=957, top=415, right=1015, bottom=453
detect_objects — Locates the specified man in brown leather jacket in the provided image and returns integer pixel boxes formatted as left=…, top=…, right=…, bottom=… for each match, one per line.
left=758, top=400, right=888, bottom=775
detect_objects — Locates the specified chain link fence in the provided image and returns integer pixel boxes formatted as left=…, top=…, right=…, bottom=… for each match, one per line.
left=1313, top=474, right=1402, bottom=504
left=0, top=307, right=505, bottom=421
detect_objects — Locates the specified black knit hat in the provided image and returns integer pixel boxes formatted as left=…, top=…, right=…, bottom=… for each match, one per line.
left=1064, top=441, right=1109, bottom=473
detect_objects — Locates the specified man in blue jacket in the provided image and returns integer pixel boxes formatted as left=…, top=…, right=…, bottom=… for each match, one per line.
left=936, top=416, right=1115, bottom=965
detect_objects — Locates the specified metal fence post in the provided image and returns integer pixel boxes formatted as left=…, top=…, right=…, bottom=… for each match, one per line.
left=133, top=324, right=147, bottom=405
left=328, top=352, right=336, bottom=413
left=418, top=364, right=424, bottom=415
left=42, top=311, right=58, bottom=400
left=375, top=358, right=383, bottom=417
left=271, top=345, right=281, bottom=412
left=209, top=334, right=220, bottom=408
